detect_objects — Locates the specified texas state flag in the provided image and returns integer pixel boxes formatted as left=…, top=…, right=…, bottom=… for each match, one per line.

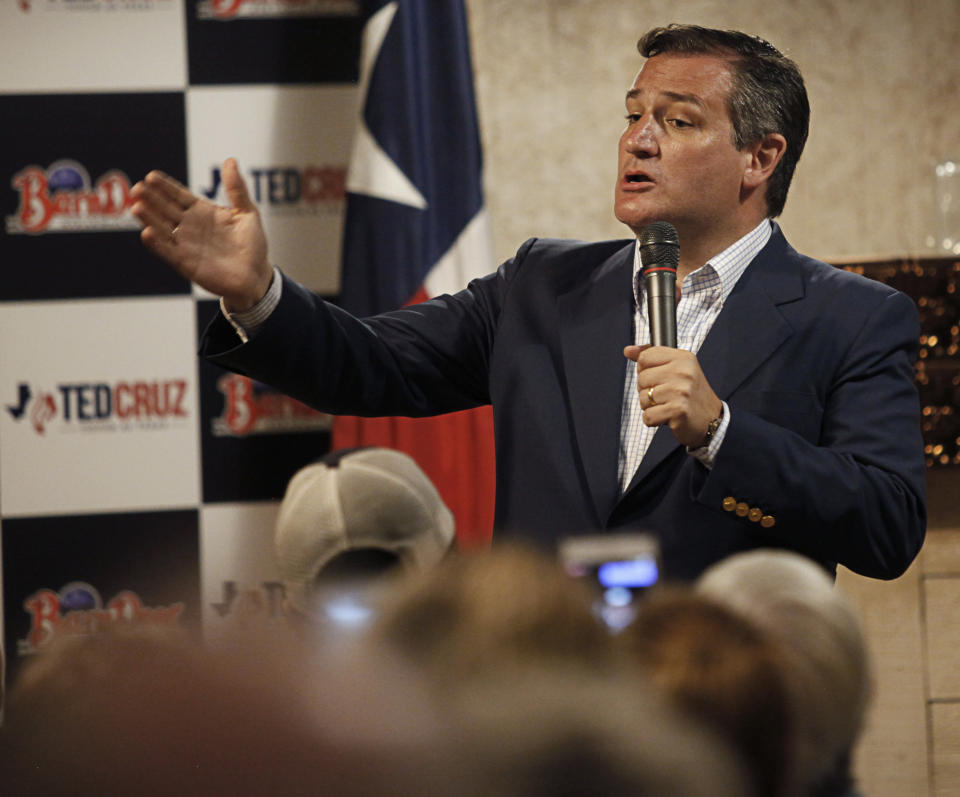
left=332, top=0, right=496, bottom=547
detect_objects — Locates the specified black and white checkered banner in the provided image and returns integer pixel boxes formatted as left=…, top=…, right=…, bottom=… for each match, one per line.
left=0, top=0, right=362, bottom=688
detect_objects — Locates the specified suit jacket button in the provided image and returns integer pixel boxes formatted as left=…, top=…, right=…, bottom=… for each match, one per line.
left=736, top=502, right=749, bottom=517
left=722, top=497, right=737, bottom=512
left=748, top=507, right=763, bottom=522
left=761, top=515, right=776, bottom=528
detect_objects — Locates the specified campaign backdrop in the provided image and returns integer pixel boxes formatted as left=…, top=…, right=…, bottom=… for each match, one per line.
left=0, top=0, right=363, bottom=692
left=1, top=0, right=950, bottom=700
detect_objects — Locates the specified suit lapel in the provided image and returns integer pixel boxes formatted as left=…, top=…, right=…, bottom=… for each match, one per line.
left=622, top=225, right=804, bottom=495
left=697, top=252, right=799, bottom=398
left=559, top=242, right=634, bottom=525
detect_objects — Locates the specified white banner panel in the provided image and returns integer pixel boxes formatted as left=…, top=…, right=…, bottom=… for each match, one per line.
left=0, top=296, right=201, bottom=516
left=186, top=85, right=358, bottom=296
left=199, top=501, right=282, bottom=643
left=0, top=0, right=186, bottom=94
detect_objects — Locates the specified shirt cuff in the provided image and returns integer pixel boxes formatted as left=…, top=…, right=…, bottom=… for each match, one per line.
left=219, top=266, right=282, bottom=344
left=688, top=401, right=730, bottom=469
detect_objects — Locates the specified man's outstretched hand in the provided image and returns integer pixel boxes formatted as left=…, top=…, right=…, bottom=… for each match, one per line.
left=131, top=158, right=273, bottom=312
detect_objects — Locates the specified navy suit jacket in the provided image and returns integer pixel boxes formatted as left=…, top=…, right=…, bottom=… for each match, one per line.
left=202, top=224, right=926, bottom=581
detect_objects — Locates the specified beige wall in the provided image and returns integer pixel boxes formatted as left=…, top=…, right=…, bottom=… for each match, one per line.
left=465, top=0, right=960, bottom=266
left=837, top=511, right=960, bottom=797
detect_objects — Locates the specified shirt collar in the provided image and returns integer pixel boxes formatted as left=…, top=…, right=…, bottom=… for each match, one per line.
left=632, top=219, right=772, bottom=307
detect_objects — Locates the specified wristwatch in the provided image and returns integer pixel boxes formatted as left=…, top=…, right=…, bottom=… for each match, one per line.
left=701, top=405, right=724, bottom=447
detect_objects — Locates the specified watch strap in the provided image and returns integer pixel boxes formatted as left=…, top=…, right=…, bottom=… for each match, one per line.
left=702, top=405, right=724, bottom=447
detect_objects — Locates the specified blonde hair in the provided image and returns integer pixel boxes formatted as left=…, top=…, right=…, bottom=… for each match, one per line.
left=696, top=550, right=871, bottom=787
left=622, top=590, right=795, bottom=797
left=369, top=541, right=615, bottom=687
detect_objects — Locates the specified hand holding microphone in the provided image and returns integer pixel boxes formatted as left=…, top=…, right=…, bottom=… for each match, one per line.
left=625, top=221, right=723, bottom=448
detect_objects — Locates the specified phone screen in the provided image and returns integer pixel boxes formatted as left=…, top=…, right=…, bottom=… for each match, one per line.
left=559, top=533, right=660, bottom=632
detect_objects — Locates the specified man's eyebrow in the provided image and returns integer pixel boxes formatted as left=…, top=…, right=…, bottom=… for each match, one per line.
left=625, top=88, right=707, bottom=109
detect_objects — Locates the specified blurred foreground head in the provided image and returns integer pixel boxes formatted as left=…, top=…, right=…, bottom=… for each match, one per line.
left=696, top=549, right=872, bottom=792
left=0, top=625, right=457, bottom=796
left=368, top=541, right=616, bottom=687
left=450, top=666, right=754, bottom=797
left=0, top=620, right=751, bottom=797
left=275, top=447, right=455, bottom=618
left=368, top=541, right=753, bottom=796
left=621, top=589, right=796, bottom=797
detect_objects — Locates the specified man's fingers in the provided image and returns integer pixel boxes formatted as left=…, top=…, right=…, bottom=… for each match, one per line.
left=140, top=225, right=180, bottom=265
left=222, top=158, right=256, bottom=213
left=623, top=343, right=650, bottom=363
left=132, top=185, right=187, bottom=232
left=145, top=170, right=196, bottom=211
left=640, top=380, right=669, bottom=406
left=634, top=345, right=682, bottom=369
left=130, top=198, right=173, bottom=236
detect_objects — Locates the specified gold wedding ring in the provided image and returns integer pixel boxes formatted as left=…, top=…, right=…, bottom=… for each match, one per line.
left=647, top=387, right=657, bottom=406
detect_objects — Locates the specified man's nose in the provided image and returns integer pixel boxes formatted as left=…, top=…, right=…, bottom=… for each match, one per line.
left=624, top=118, right=659, bottom=156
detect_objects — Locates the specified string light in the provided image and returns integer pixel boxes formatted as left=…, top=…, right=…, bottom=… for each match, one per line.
left=841, top=255, right=960, bottom=469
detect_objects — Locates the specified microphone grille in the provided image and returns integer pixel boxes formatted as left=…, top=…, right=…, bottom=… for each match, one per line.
left=639, top=221, right=679, bottom=270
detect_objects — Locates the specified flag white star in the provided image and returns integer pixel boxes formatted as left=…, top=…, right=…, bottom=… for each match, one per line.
left=346, top=2, right=427, bottom=210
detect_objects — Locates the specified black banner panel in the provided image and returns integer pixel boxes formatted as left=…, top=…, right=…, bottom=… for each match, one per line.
left=196, top=299, right=333, bottom=503
left=2, top=509, right=201, bottom=686
left=185, top=0, right=362, bottom=85
left=0, top=92, right=190, bottom=301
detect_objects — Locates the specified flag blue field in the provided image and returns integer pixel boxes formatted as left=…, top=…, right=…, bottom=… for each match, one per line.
left=333, top=0, right=496, bottom=546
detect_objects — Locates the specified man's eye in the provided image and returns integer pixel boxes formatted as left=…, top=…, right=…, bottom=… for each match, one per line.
left=625, top=113, right=642, bottom=123
left=667, top=118, right=693, bottom=128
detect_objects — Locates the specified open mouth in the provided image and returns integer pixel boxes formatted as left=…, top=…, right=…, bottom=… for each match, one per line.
left=626, top=173, right=653, bottom=184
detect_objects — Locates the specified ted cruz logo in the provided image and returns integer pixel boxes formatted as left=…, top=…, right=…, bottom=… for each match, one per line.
left=211, top=580, right=285, bottom=622
left=6, top=379, right=190, bottom=435
left=6, top=160, right=139, bottom=235
left=213, top=374, right=331, bottom=436
left=200, top=164, right=346, bottom=217
left=197, top=0, right=358, bottom=20
left=19, top=581, right=184, bottom=655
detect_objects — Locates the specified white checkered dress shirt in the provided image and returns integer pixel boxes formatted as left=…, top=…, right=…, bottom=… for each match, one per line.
left=617, top=220, right=772, bottom=492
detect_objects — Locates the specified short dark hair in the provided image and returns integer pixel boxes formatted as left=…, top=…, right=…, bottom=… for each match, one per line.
left=638, top=24, right=809, bottom=218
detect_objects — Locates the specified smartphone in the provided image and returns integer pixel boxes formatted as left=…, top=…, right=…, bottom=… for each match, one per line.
left=558, top=532, right=660, bottom=632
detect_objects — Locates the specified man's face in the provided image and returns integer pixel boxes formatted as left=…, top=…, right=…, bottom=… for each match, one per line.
left=614, top=53, right=750, bottom=241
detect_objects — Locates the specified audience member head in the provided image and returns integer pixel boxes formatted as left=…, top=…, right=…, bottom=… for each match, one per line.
left=620, top=588, right=796, bottom=797
left=362, top=541, right=763, bottom=794
left=450, top=666, right=753, bottom=797
left=696, top=549, right=872, bottom=794
left=275, top=447, right=455, bottom=624
left=0, top=624, right=474, bottom=797
left=368, top=541, right=617, bottom=690
left=0, top=614, right=753, bottom=797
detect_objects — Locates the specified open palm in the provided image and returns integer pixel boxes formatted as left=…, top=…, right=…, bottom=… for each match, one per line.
left=131, top=158, right=273, bottom=310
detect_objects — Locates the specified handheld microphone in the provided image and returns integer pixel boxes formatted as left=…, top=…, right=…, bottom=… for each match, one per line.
left=638, top=221, right=679, bottom=348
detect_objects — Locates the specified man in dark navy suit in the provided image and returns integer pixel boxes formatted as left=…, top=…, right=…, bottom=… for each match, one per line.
left=131, top=25, right=925, bottom=581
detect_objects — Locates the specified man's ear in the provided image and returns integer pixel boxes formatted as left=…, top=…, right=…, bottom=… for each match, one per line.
left=742, top=132, right=787, bottom=190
